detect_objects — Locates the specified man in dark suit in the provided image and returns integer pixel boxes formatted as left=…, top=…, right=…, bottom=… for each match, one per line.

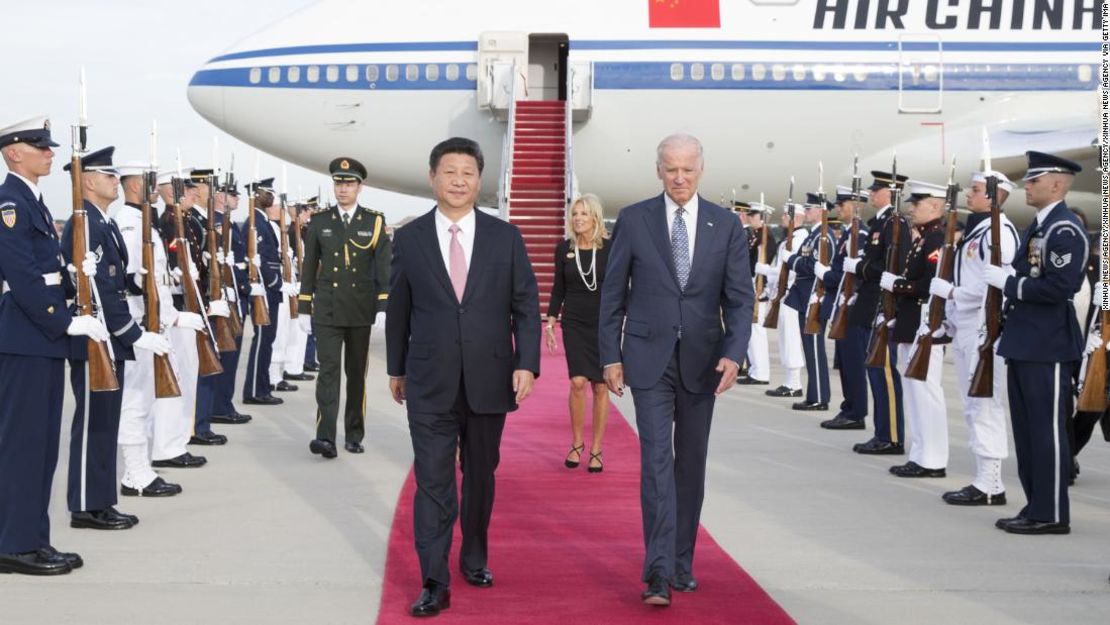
left=599, top=134, right=753, bottom=606
left=386, top=137, right=540, bottom=617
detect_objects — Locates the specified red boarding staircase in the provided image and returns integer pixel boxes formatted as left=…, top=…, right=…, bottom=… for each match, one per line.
left=506, top=100, right=567, bottom=313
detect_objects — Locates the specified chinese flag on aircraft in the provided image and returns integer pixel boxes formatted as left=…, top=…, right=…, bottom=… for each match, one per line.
left=648, top=0, right=720, bottom=28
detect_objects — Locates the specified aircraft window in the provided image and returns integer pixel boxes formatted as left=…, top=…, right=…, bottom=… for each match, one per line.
left=249, top=68, right=262, bottom=84
left=670, top=63, right=684, bottom=81
left=386, top=64, right=399, bottom=82
left=445, top=64, right=459, bottom=81
left=267, top=67, right=281, bottom=84
left=771, top=65, right=786, bottom=81
left=465, top=64, right=477, bottom=81
left=792, top=64, right=806, bottom=81
left=752, top=64, right=766, bottom=81
left=287, top=66, right=300, bottom=83
left=366, top=65, right=379, bottom=82
left=731, top=64, right=745, bottom=80
left=690, top=63, right=705, bottom=81
left=405, top=64, right=419, bottom=81
left=346, top=65, right=359, bottom=82
left=426, top=64, right=440, bottom=81
left=853, top=66, right=868, bottom=82
left=710, top=63, right=724, bottom=81
left=1078, top=64, right=1093, bottom=82
left=326, top=65, right=339, bottom=82
left=307, top=65, right=320, bottom=83
left=812, top=65, right=827, bottom=81
left=922, top=65, right=939, bottom=82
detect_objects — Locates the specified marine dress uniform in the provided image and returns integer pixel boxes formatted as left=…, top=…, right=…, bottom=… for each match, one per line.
left=298, top=157, right=391, bottom=458
left=785, top=194, right=836, bottom=410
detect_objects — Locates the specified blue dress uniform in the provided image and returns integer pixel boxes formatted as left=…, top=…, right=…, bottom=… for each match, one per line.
left=851, top=171, right=911, bottom=453
left=785, top=195, right=836, bottom=409
left=242, top=181, right=283, bottom=402
left=211, top=200, right=251, bottom=422
left=995, top=152, right=1087, bottom=532
left=0, top=120, right=77, bottom=567
left=183, top=170, right=224, bottom=443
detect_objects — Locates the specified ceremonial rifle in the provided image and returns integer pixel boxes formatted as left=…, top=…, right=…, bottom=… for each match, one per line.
left=764, top=178, right=796, bottom=330
left=827, top=156, right=862, bottom=341
left=246, top=176, right=271, bottom=326
left=141, top=168, right=182, bottom=398
left=864, top=155, right=902, bottom=367
left=279, top=173, right=298, bottom=319
left=753, top=194, right=769, bottom=324
left=219, top=158, right=243, bottom=337
left=969, top=131, right=1004, bottom=397
left=171, top=176, right=223, bottom=376
left=1078, top=299, right=1110, bottom=412
left=206, top=173, right=236, bottom=351
left=804, top=163, right=829, bottom=335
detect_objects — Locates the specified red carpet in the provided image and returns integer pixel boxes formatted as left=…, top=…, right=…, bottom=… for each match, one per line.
left=376, top=339, right=795, bottom=624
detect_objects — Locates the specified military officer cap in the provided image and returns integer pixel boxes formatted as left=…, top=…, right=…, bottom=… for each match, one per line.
left=115, top=161, right=151, bottom=179
left=971, top=170, right=1015, bottom=193
left=746, top=202, right=774, bottom=215
left=835, top=184, right=869, bottom=203
left=62, top=146, right=118, bottom=176
left=1022, top=151, right=1082, bottom=181
left=0, top=115, right=60, bottom=149
left=248, top=177, right=275, bottom=195
left=732, top=200, right=750, bottom=212
left=330, top=157, right=367, bottom=183
left=189, top=168, right=215, bottom=184
left=804, top=192, right=834, bottom=210
left=905, top=180, right=947, bottom=202
left=219, top=181, right=239, bottom=196
left=868, top=170, right=908, bottom=191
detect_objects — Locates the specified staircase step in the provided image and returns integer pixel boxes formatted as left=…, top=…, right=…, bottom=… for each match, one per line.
left=511, top=190, right=565, bottom=200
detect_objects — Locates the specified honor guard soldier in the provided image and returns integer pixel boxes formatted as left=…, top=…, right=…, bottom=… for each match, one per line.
left=929, top=171, right=1019, bottom=504
left=817, top=186, right=870, bottom=430
left=298, top=157, right=391, bottom=458
left=785, top=194, right=836, bottom=411
left=737, top=201, right=776, bottom=385
left=242, top=177, right=284, bottom=405
left=883, top=181, right=950, bottom=478
left=265, top=198, right=303, bottom=394
left=114, top=162, right=189, bottom=496
left=986, top=151, right=1087, bottom=535
left=278, top=203, right=314, bottom=383
left=754, top=204, right=808, bottom=396
left=0, top=116, right=108, bottom=575
left=842, top=170, right=910, bottom=455
left=61, top=148, right=173, bottom=528
left=210, top=180, right=252, bottom=425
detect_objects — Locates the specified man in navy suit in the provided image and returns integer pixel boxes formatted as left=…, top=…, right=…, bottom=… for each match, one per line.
left=599, top=134, right=753, bottom=606
left=386, top=137, right=540, bottom=617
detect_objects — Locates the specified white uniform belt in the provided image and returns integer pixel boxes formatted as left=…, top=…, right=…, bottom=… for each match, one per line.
left=1, top=271, right=62, bottom=294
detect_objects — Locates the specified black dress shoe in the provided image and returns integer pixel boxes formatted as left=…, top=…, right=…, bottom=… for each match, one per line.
left=889, top=461, right=946, bottom=478
left=106, top=506, right=139, bottom=526
left=211, top=412, right=252, bottom=424
left=189, top=431, right=228, bottom=446
left=792, top=401, right=829, bottom=411
left=410, top=582, right=450, bottom=617
left=765, top=385, right=803, bottom=397
left=309, top=439, right=338, bottom=459
left=242, top=395, right=283, bottom=405
left=671, top=572, right=698, bottom=592
left=39, top=546, right=82, bottom=570
left=853, top=438, right=904, bottom=455
left=121, top=476, right=182, bottom=497
left=821, top=416, right=865, bottom=430
left=152, top=452, right=207, bottom=468
left=736, top=376, right=770, bottom=385
left=461, top=567, right=493, bottom=587
left=0, top=551, right=72, bottom=575
left=995, top=514, right=1025, bottom=529
left=642, top=573, right=672, bottom=606
left=344, top=441, right=365, bottom=454
left=1002, top=518, right=1070, bottom=535
left=303, top=362, right=319, bottom=372
left=284, top=372, right=315, bottom=381
left=273, top=380, right=298, bottom=392
left=943, top=485, right=1006, bottom=506
left=71, top=509, right=134, bottom=530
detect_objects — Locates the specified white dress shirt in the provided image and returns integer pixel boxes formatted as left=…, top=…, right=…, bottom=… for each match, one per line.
left=663, top=193, right=698, bottom=263
left=1035, top=200, right=1062, bottom=227
left=337, top=204, right=357, bottom=224
left=10, top=171, right=42, bottom=202
left=435, top=207, right=475, bottom=272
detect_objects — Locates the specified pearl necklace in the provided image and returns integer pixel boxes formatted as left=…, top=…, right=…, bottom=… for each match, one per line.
left=574, top=244, right=598, bottom=292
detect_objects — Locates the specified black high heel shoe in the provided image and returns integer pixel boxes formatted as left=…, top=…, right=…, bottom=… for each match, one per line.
left=588, top=451, right=604, bottom=473
left=564, top=444, right=584, bottom=468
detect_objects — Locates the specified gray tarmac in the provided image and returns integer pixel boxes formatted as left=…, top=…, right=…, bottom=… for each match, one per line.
left=3, top=328, right=1109, bottom=624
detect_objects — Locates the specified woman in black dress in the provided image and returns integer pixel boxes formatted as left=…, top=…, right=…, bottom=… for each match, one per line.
left=546, top=194, right=610, bottom=473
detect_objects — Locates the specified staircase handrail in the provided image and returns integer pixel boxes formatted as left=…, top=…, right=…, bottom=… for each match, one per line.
left=498, top=60, right=519, bottom=220
left=564, top=62, right=575, bottom=212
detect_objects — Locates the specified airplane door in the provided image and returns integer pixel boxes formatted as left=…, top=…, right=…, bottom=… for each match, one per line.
left=897, top=34, right=944, bottom=114
left=478, top=31, right=528, bottom=111
left=528, top=34, right=569, bottom=101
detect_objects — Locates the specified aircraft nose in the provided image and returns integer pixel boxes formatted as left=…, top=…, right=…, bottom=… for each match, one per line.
left=187, top=62, right=226, bottom=130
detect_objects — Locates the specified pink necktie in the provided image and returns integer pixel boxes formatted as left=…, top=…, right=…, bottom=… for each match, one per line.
left=449, top=224, right=466, bottom=301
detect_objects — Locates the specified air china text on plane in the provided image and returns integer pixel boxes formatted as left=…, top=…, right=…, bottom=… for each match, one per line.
left=814, top=0, right=1103, bottom=30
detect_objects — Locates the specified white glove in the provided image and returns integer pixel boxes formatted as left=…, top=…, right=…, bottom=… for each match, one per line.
left=886, top=317, right=896, bottom=329
left=880, top=271, right=898, bottom=292
left=874, top=313, right=885, bottom=328
left=814, top=262, right=831, bottom=280
left=916, top=321, right=931, bottom=337
left=175, top=311, right=205, bottom=331
left=929, top=277, right=954, bottom=300
left=207, top=299, right=230, bottom=318
left=249, top=283, right=264, bottom=297
left=837, top=293, right=847, bottom=308
left=808, top=292, right=819, bottom=305
left=171, top=267, right=183, bottom=282
left=68, top=252, right=99, bottom=279
left=847, top=293, right=858, bottom=306
left=134, top=331, right=171, bottom=355
left=202, top=251, right=212, bottom=264
left=281, top=282, right=299, bottom=298
left=1085, top=331, right=1103, bottom=355
left=298, top=314, right=313, bottom=335
left=224, top=286, right=238, bottom=303
left=251, top=255, right=262, bottom=268
left=842, top=257, right=861, bottom=275
left=67, top=315, right=109, bottom=342
left=225, top=250, right=236, bottom=266
left=286, top=247, right=295, bottom=259
left=755, top=262, right=773, bottom=277
left=132, top=265, right=148, bottom=289
left=983, top=264, right=1013, bottom=290
left=187, top=261, right=199, bottom=281
left=215, top=250, right=225, bottom=266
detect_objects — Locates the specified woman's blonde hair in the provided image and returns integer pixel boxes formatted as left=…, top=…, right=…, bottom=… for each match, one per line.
left=565, top=193, right=607, bottom=249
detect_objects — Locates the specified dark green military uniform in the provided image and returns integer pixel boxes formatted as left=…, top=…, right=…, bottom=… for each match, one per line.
left=298, top=202, right=391, bottom=445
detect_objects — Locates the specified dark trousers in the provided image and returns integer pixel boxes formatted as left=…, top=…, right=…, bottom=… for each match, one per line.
left=243, top=295, right=279, bottom=400
left=213, top=333, right=243, bottom=417
left=799, top=311, right=830, bottom=405
left=836, top=325, right=870, bottom=421
left=630, top=346, right=715, bottom=582
left=0, top=355, right=64, bottom=553
left=67, top=360, right=125, bottom=513
left=195, top=369, right=217, bottom=436
left=314, top=324, right=372, bottom=444
left=304, top=333, right=318, bottom=367
left=1008, top=360, right=1074, bottom=524
left=408, top=381, right=506, bottom=586
left=865, top=339, right=904, bottom=444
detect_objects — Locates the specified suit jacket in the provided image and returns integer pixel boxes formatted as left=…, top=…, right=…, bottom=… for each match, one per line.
left=386, top=208, right=540, bottom=414
left=598, top=194, right=754, bottom=394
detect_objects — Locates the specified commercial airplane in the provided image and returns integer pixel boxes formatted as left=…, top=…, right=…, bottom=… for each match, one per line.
left=187, top=0, right=1102, bottom=223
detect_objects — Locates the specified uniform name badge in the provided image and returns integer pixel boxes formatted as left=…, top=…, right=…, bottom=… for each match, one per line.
left=321, top=228, right=333, bottom=237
